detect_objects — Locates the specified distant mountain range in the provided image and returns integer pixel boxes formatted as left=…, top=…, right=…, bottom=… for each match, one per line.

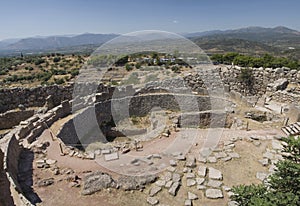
left=0, top=26, right=299, bottom=57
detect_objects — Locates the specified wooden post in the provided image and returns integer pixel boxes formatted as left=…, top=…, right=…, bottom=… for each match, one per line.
left=50, top=131, right=55, bottom=141
left=280, top=106, right=283, bottom=114
left=246, top=121, right=249, bottom=131
left=59, top=143, right=64, bottom=155
left=285, top=117, right=289, bottom=126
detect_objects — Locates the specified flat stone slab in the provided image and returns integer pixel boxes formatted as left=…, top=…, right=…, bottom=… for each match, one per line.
left=272, top=140, right=283, bottom=150
left=149, top=186, right=162, bottom=197
left=104, top=152, right=119, bottom=161
left=186, top=156, right=196, bottom=168
left=197, top=166, right=207, bottom=177
left=184, top=199, right=192, bottom=206
left=186, top=173, right=195, bottom=179
left=147, top=197, right=159, bottom=205
left=196, top=177, right=205, bottom=185
left=228, top=152, right=240, bottom=159
left=206, top=179, right=223, bottom=188
left=188, top=192, right=198, bottom=200
left=256, top=172, right=268, bottom=181
left=155, top=180, right=166, bottom=187
left=186, top=179, right=196, bottom=187
left=207, top=156, right=217, bottom=163
left=169, top=159, right=177, bottom=166
left=205, top=189, right=223, bottom=199
left=208, top=167, right=223, bottom=180
left=168, top=182, right=180, bottom=196
left=258, top=159, right=269, bottom=166
left=172, top=173, right=181, bottom=182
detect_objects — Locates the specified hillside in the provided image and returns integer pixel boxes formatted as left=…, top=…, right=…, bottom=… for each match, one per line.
left=0, top=26, right=299, bottom=59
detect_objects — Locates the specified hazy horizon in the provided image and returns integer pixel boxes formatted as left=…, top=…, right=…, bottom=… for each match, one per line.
left=1, top=0, right=300, bottom=41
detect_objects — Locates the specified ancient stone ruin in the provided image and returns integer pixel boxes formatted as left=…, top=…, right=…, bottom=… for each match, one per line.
left=0, top=65, right=299, bottom=205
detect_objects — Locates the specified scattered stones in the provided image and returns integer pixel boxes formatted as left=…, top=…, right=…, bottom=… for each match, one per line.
left=215, top=152, right=227, bottom=159
left=205, top=189, right=223, bottom=199
left=186, top=156, right=196, bottom=168
left=228, top=152, right=240, bottom=159
left=258, top=159, right=269, bottom=166
left=222, top=186, right=231, bottom=192
left=184, top=199, right=192, bottom=206
left=149, top=186, right=162, bottom=197
left=169, top=159, right=177, bottom=167
left=206, top=180, right=223, bottom=188
left=207, top=156, right=217, bottom=163
left=197, top=166, right=207, bottom=177
left=168, top=182, right=180, bottom=196
left=188, top=192, right=198, bottom=200
left=256, top=172, right=268, bottom=181
left=45, top=159, right=57, bottom=165
left=263, top=151, right=274, bottom=159
left=197, top=185, right=206, bottom=190
left=183, top=167, right=192, bottom=173
left=152, top=154, right=162, bottom=159
left=186, top=179, right=196, bottom=187
left=186, top=173, right=195, bottom=179
left=165, top=181, right=173, bottom=188
left=85, top=152, right=95, bottom=160
left=155, top=180, right=166, bottom=187
left=222, top=156, right=232, bottom=162
left=196, top=177, right=205, bottom=185
left=208, top=167, right=223, bottom=180
left=197, top=155, right=207, bottom=163
left=37, top=178, right=54, bottom=187
left=82, top=172, right=115, bottom=195
left=172, top=173, right=181, bottom=182
left=104, top=152, right=119, bottom=161
left=272, top=140, right=283, bottom=150
left=147, top=197, right=159, bottom=205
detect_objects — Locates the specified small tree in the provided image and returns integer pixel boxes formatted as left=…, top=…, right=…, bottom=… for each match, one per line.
left=232, top=136, right=300, bottom=206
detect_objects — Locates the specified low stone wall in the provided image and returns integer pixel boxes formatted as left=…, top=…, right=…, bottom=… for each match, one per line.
left=0, top=110, right=34, bottom=130
left=57, top=93, right=228, bottom=147
left=0, top=85, right=73, bottom=113
left=0, top=100, right=72, bottom=205
left=179, top=111, right=230, bottom=128
left=271, top=90, right=300, bottom=104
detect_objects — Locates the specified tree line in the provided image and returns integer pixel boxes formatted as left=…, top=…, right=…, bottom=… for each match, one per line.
left=211, top=53, right=299, bottom=70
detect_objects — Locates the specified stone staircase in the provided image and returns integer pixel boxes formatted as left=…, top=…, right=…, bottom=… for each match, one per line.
left=281, top=122, right=300, bottom=136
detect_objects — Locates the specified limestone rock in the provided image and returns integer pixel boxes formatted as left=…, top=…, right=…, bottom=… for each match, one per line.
left=196, top=177, right=205, bottom=185
left=186, top=179, right=196, bottom=187
left=208, top=167, right=223, bottom=180
left=188, top=192, right=198, bottom=200
left=186, top=156, right=196, bottom=168
left=149, top=186, right=162, bottom=197
left=82, top=172, right=115, bottom=195
left=206, top=180, right=223, bottom=188
left=186, top=173, right=195, bottom=179
left=169, top=159, right=177, bottom=166
left=172, top=173, right=181, bottom=182
left=184, top=199, right=192, bottom=206
left=207, top=156, right=217, bottom=163
left=155, top=180, right=166, bottom=187
left=147, top=197, right=159, bottom=205
left=256, top=172, right=268, bottom=181
left=205, top=189, right=223, bottom=199
left=168, top=182, right=180, bottom=196
left=197, top=166, right=207, bottom=177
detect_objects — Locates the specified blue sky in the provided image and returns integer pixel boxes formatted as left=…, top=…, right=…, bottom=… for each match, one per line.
left=0, top=0, right=299, bottom=40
